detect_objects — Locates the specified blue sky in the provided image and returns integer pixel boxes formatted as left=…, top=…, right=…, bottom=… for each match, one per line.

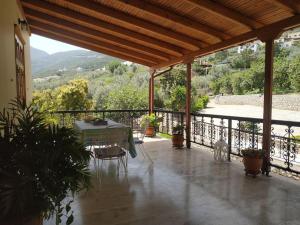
left=30, top=34, right=85, bottom=54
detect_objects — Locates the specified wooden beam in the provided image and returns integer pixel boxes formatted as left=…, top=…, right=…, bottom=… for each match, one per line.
left=16, top=0, right=31, bottom=34
left=186, top=0, right=263, bottom=30
left=22, top=0, right=184, bottom=57
left=115, top=0, right=230, bottom=42
left=264, top=0, right=300, bottom=14
left=185, top=62, right=192, bottom=149
left=24, top=8, right=172, bottom=62
left=31, top=28, right=154, bottom=67
left=31, top=25, right=156, bottom=64
left=66, top=0, right=206, bottom=50
left=152, top=15, right=300, bottom=69
left=261, top=39, right=274, bottom=176
left=29, top=20, right=160, bottom=64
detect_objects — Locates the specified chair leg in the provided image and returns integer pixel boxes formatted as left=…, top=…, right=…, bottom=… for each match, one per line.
left=117, top=158, right=120, bottom=177
left=99, top=159, right=104, bottom=186
left=140, top=144, right=153, bottom=164
left=137, top=144, right=146, bottom=160
left=120, top=156, right=127, bottom=173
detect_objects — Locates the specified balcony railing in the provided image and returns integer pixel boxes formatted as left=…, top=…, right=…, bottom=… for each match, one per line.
left=50, top=109, right=300, bottom=175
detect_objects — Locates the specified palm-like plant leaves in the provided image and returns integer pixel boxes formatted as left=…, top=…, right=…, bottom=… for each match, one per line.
left=0, top=99, right=91, bottom=224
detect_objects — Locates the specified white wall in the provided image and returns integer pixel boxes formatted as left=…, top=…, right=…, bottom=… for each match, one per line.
left=0, top=0, right=32, bottom=110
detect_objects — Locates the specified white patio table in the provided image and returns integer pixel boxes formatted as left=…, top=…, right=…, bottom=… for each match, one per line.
left=74, top=119, right=137, bottom=158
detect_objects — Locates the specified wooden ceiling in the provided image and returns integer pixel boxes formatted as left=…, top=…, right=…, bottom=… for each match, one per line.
left=21, top=0, right=300, bottom=69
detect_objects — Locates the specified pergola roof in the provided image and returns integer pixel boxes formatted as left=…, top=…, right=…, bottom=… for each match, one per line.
left=21, top=0, right=300, bottom=69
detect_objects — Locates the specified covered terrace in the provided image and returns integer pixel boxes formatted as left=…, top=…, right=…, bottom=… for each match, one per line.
left=20, top=0, right=300, bottom=175
left=15, top=0, right=300, bottom=224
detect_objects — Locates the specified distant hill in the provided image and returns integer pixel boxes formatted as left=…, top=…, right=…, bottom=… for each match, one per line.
left=30, top=47, right=117, bottom=78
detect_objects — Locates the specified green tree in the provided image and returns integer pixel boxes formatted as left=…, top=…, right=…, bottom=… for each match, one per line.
left=289, top=56, right=300, bottom=92
left=273, top=58, right=291, bottom=93
left=166, top=86, right=186, bottom=111
left=105, top=84, right=148, bottom=109
left=159, top=68, right=186, bottom=95
left=231, top=49, right=254, bottom=69
left=57, top=79, right=93, bottom=110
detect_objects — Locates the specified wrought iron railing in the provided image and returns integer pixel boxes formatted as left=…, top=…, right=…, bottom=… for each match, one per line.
left=50, top=109, right=300, bottom=174
left=49, top=109, right=149, bottom=128
left=154, top=110, right=300, bottom=175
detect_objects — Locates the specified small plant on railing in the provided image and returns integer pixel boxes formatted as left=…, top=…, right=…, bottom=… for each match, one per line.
left=240, top=121, right=261, bottom=133
left=241, top=148, right=264, bottom=158
left=141, top=113, right=159, bottom=137
left=141, top=113, right=159, bottom=128
left=172, top=124, right=184, bottom=135
left=241, top=148, right=264, bottom=177
left=172, top=124, right=184, bottom=148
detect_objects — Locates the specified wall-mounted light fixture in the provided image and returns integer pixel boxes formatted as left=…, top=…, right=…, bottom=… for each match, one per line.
left=18, top=18, right=29, bottom=31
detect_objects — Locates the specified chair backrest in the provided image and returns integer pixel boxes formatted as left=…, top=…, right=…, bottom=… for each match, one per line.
left=84, top=128, right=129, bottom=149
left=132, top=118, right=147, bottom=141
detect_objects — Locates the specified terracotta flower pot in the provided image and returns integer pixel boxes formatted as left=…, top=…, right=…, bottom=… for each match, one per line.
left=145, top=126, right=155, bottom=137
left=243, top=156, right=263, bottom=177
left=172, top=134, right=184, bottom=148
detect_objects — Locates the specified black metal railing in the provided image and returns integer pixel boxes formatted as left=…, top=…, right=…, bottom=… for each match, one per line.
left=50, top=109, right=300, bottom=174
left=49, top=109, right=149, bottom=128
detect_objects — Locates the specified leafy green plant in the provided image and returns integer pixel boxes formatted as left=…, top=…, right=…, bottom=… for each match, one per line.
left=0, top=99, right=91, bottom=225
left=140, top=113, right=159, bottom=128
left=240, top=121, right=261, bottom=133
left=172, top=124, right=184, bottom=135
left=241, top=148, right=264, bottom=158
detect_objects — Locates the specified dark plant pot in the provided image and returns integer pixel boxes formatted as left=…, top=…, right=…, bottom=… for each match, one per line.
left=243, top=157, right=263, bottom=177
left=3, top=215, right=43, bottom=225
left=145, top=126, right=155, bottom=137
left=172, top=134, right=184, bottom=148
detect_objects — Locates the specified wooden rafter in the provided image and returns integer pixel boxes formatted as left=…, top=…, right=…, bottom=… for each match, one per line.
left=263, top=0, right=300, bottom=14
left=31, top=28, right=155, bottom=67
left=22, top=0, right=184, bottom=57
left=186, top=0, right=263, bottom=30
left=24, top=8, right=172, bottom=61
left=64, top=0, right=206, bottom=50
left=152, top=15, right=300, bottom=69
left=115, top=0, right=230, bottom=42
left=29, top=21, right=161, bottom=64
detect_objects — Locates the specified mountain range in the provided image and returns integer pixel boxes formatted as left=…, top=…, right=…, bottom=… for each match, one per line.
left=30, top=47, right=117, bottom=78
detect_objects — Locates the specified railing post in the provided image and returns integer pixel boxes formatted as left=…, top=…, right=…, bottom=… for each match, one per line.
left=185, top=62, right=192, bottom=149
left=228, top=119, right=232, bottom=162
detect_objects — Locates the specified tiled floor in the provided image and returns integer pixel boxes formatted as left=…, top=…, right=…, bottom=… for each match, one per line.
left=46, top=138, right=300, bottom=225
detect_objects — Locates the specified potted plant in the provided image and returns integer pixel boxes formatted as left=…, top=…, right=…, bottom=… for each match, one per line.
left=141, top=113, right=159, bottom=137
left=172, top=124, right=184, bottom=148
left=241, top=148, right=264, bottom=177
left=0, top=100, right=91, bottom=225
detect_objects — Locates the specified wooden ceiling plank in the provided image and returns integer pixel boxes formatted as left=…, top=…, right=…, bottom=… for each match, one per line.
left=24, top=8, right=172, bottom=61
left=186, top=0, right=263, bottom=30
left=21, top=0, right=184, bottom=57
left=66, top=0, right=206, bottom=50
left=263, top=0, right=300, bottom=14
left=31, top=28, right=154, bottom=67
left=152, top=15, right=300, bottom=69
left=115, top=0, right=230, bottom=41
left=29, top=20, right=161, bottom=64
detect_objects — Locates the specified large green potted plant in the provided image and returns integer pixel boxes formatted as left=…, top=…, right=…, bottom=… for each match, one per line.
left=0, top=100, right=91, bottom=225
left=141, top=113, right=159, bottom=137
left=241, top=148, right=264, bottom=177
left=172, top=124, right=184, bottom=148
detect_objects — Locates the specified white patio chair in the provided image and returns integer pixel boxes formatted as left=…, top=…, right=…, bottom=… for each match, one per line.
left=84, top=129, right=129, bottom=184
left=132, top=122, right=153, bottom=163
